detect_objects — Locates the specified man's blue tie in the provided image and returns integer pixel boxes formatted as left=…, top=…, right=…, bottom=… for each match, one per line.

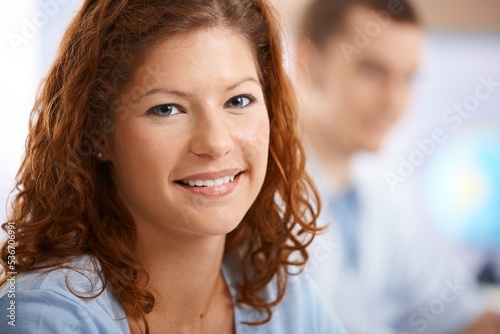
left=328, top=188, right=360, bottom=269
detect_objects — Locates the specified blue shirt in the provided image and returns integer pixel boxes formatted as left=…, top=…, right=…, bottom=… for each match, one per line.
left=0, top=254, right=345, bottom=333
left=305, top=154, right=486, bottom=333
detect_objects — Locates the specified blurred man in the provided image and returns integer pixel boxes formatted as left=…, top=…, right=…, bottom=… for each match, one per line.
left=294, top=0, right=500, bottom=332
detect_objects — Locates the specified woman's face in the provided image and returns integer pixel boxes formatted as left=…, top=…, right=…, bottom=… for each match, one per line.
left=101, top=28, right=270, bottom=239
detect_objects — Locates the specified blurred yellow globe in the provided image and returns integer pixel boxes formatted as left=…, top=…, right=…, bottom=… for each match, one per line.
left=423, top=127, right=500, bottom=250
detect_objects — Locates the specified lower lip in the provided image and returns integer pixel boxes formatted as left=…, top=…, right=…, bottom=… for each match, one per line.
left=176, top=174, right=241, bottom=197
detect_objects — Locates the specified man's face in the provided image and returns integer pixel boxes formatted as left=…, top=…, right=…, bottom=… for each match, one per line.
left=312, top=5, right=423, bottom=153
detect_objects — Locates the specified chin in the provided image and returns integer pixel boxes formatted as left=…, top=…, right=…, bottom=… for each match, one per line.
left=206, top=220, right=242, bottom=236
left=187, top=211, right=247, bottom=237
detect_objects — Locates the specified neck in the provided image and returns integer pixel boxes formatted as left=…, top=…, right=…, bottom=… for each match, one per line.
left=133, top=226, right=231, bottom=332
left=307, top=130, right=354, bottom=190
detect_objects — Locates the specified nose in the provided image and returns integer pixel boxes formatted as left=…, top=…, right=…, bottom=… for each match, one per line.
left=190, top=107, right=235, bottom=159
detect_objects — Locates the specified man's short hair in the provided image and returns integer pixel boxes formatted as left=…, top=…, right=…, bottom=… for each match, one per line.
left=301, top=0, right=420, bottom=47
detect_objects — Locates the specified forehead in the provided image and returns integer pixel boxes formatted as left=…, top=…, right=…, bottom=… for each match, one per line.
left=126, top=27, right=260, bottom=91
left=332, top=5, right=423, bottom=69
left=148, top=27, right=254, bottom=60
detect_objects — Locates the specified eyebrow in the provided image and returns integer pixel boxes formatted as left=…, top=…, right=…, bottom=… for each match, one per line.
left=138, top=76, right=261, bottom=101
left=225, top=76, right=261, bottom=92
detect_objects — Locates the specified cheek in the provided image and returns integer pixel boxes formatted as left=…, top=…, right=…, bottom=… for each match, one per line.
left=236, top=113, right=270, bottom=169
left=320, top=67, right=357, bottom=122
left=341, top=77, right=378, bottom=121
left=351, top=73, right=384, bottom=109
left=111, top=121, right=182, bottom=183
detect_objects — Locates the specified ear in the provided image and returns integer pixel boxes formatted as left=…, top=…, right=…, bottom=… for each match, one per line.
left=90, top=131, right=113, bottom=161
left=294, top=34, right=314, bottom=81
left=294, top=34, right=323, bottom=87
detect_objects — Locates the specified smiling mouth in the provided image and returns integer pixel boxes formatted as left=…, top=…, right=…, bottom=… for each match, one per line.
left=175, top=173, right=241, bottom=188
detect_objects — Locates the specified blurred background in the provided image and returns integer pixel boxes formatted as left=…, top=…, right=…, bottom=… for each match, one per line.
left=272, top=0, right=500, bottom=278
left=0, top=0, right=82, bottom=225
left=0, top=0, right=499, bottom=314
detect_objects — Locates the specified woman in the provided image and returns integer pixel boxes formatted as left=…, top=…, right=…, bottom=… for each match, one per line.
left=0, top=0, right=345, bottom=333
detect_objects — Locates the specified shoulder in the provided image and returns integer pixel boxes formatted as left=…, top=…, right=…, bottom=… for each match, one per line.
left=266, top=272, right=346, bottom=334
left=0, top=256, right=129, bottom=334
left=225, top=261, right=346, bottom=334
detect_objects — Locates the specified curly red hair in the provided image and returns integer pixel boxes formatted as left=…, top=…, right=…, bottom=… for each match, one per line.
left=1, top=0, right=321, bottom=332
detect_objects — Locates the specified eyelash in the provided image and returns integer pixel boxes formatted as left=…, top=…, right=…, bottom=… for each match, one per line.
left=224, top=94, right=256, bottom=109
left=146, top=104, right=182, bottom=117
left=146, top=94, right=257, bottom=117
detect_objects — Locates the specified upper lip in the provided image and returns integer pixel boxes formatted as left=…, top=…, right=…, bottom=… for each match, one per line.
left=176, top=168, right=243, bottom=181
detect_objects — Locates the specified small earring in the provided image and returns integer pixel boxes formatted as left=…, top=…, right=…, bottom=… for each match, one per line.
left=95, top=152, right=104, bottom=160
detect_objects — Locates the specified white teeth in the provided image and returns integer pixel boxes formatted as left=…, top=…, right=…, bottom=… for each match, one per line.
left=181, top=174, right=238, bottom=187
